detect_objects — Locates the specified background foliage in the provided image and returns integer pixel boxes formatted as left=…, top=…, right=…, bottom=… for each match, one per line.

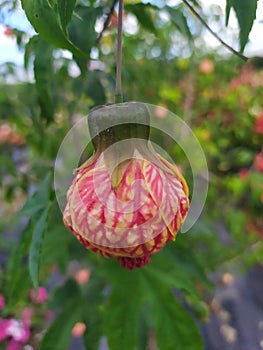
left=0, top=0, right=262, bottom=349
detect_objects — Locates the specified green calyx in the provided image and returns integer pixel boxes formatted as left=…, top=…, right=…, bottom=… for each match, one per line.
left=88, top=102, right=150, bottom=151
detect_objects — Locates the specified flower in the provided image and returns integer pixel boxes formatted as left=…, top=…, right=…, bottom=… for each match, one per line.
left=5, top=339, right=21, bottom=350
left=63, top=103, right=189, bottom=269
left=238, top=168, right=249, bottom=180
left=5, top=319, right=30, bottom=343
left=74, top=268, right=91, bottom=285
left=72, top=322, right=86, bottom=337
left=21, top=308, right=34, bottom=327
left=254, top=112, right=263, bottom=134
left=29, top=286, right=48, bottom=304
left=199, top=59, right=214, bottom=75
left=4, top=27, right=14, bottom=37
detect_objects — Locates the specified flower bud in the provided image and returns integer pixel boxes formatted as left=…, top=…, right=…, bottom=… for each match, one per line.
left=63, top=103, right=189, bottom=269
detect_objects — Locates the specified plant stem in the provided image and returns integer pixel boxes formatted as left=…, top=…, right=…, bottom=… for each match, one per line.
left=115, top=0, right=124, bottom=103
left=97, top=0, right=118, bottom=43
left=182, top=0, right=248, bottom=61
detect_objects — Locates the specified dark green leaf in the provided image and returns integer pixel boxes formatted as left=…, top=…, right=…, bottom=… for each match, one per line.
left=126, top=3, right=157, bottom=33
left=83, top=278, right=106, bottom=350
left=104, top=267, right=142, bottom=350
left=57, top=0, right=77, bottom=34
left=86, top=71, right=107, bottom=106
left=24, top=35, right=39, bottom=70
left=6, top=220, right=33, bottom=303
left=19, top=172, right=51, bottom=216
left=34, top=37, right=55, bottom=123
left=21, top=0, right=88, bottom=57
left=40, top=282, right=82, bottom=350
left=142, top=269, right=204, bottom=350
left=49, top=279, right=81, bottom=309
left=29, top=207, right=49, bottom=291
left=226, top=0, right=258, bottom=52
left=68, top=6, right=102, bottom=54
left=42, top=224, right=71, bottom=271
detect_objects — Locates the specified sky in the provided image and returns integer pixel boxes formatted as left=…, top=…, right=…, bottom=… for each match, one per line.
left=0, top=0, right=263, bottom=67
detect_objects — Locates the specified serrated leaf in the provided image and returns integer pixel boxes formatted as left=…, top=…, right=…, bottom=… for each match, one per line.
left=142, top=269, right=203, bottom=350
left=104, top=268, right=141, bottom=350
left=40, top=283, right=82, bottom=350
left=57, top=0, right=77, bottom=34
left=126, top=3, right=157, bottom=33
left=21, top=0, right=88, bottom=57
left=225, top=0, right=258, bottom=52
left=29, top=207, right=49, bottom=291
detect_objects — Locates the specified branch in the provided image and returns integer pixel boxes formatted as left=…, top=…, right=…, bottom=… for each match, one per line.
left=97, top=0, right=119, bottom=43
left=182, top=0, right=248, bottom=61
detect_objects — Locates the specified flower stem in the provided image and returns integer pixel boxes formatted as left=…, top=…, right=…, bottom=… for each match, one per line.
left=115, top=0, right=124, bottom=103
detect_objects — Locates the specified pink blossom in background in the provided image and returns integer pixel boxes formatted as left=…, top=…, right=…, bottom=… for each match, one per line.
left=29, top=286, right=48, bottom=304
left=74, top=269, right=91, bottom=285
left=21, top=308, right=34, bottom=327
left=5, top=339, right=21, bottom=350
left=5, top=319, right=30, bottom=342
left=0, top=294, right=5, bottom=309
left=254, top=112, right=263, bottom=134
left=72, top=322, right=86, bottom=337
left=238, top=168, right=249, bottom=180
left=0, top=318, right=7, bottom=341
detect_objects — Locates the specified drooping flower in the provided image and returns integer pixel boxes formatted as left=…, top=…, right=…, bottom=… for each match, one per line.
left=63, top=103, right=189, bottom=269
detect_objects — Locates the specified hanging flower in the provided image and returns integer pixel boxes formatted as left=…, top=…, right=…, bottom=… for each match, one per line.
left=63, top=103, right=189, bottom=269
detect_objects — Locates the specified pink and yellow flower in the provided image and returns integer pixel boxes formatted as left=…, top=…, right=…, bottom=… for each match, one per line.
left=63, top=103, right=189, bottom=269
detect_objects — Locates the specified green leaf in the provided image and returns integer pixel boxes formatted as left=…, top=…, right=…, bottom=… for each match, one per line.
left=19, top=172, right=52, bottom=216
left=226, top=0, right=258, bottom=52
left=40, top=282, right=82, bottom=350
left=142, top=269, right=204, bottom=350
left=126, top=3, right=157, bottom=33
left=104, top=266, right=142, bottom=350
left=68, top=6, right=102, bottom=54
left=21, top=0, right=88, bottom=57
left=166, top=7, right=192, bottom=40
left=57, top=0, right=77, bottom=34
left=34, top=37, right=55, bottom=123
left=83, top=278, right=106, bottom=350
left=6, top=221, right=33, bottom=303
left=86, top=71, right=107, bottom=106
left=29, top=207, right=49, bottom=291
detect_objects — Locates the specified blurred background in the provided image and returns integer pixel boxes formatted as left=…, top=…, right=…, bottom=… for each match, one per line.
left=0, top=1, right=263, bottom=349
